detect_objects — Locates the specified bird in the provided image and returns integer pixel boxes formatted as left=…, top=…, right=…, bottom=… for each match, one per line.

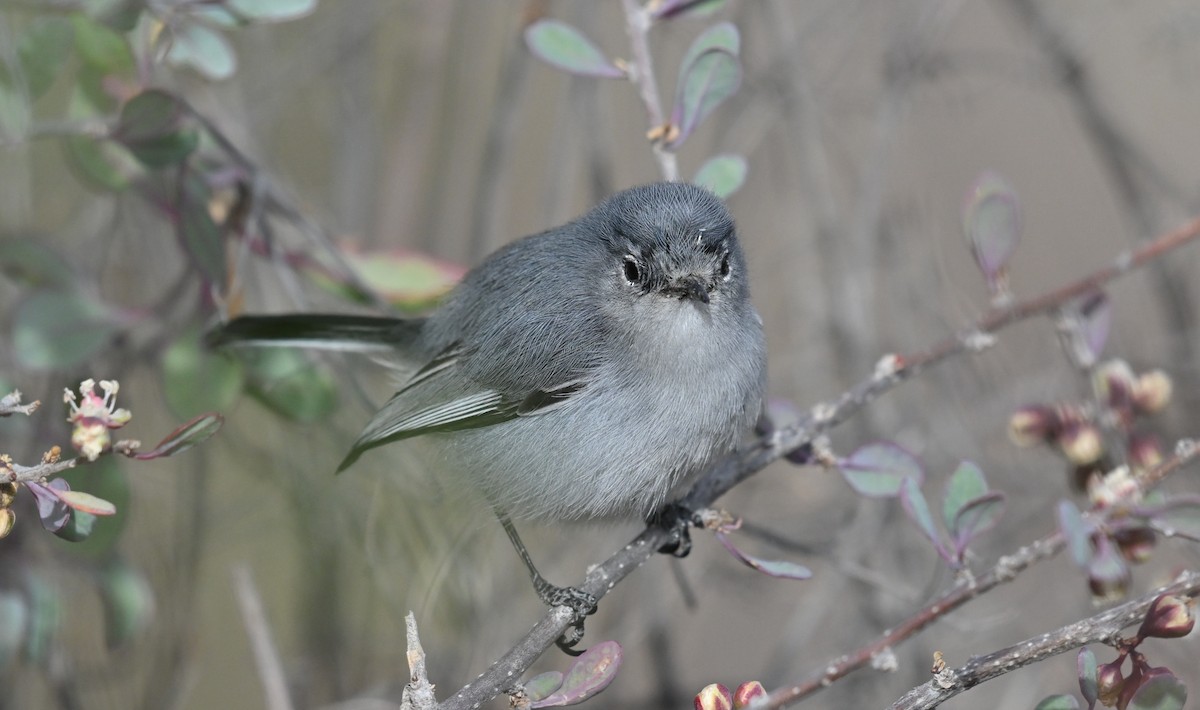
left=209, top=181, right=766, bottom=649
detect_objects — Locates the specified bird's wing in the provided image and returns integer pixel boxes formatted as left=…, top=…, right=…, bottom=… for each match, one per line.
left=336, top=342, right=589, bottom=472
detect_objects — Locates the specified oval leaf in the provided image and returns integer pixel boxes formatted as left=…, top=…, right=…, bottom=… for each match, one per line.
left=1065, top=291, right=1111, bottom=365
left=693, top=154, right=747, bottom=199
left=962, top=171, right=1021, bottom=287
left=533, top=641, right=623, bottom=707
left=942, top=460, right=988, bottom=531
left=838, top=441, right=923, bottom=498
left=132, top=412, right=223, bottom=460
left=653, top=0, right=729, bottom=19
left=1128, top=669, right=1187, bottom=710
left=51, top=488, right=116, bottom=516
left=179, top=172, right=228, bottom=284
left=524, top=20, right=623, bottom=79
left=715, top=531, right=812, bottom=580
left=1034, top=696, right=1080, bottom=710
left=25, top=480, right=71, bottom=533
left=670, top=47, right=740, bottom=146
left=951, top=491, right=1006, bottom=552
left=165, top=22, right=236, bottom=80
left=226, top=0, right=317, bottom=22
left=13, top=290, right=119, bottom=369
left=900, top=477, right=949, bottom=559
left=115, top=90, right=198, bottom=168
left=1077, top=647, right=1098, bottom=706
left=313, top=247, right=465, bottom=311
left=162, top=329, right=245, bottom=419
left=1057, top=499, right=1093, bottom=568
left=52, top=510, right=97, bottom=542
left=525, top=671, right=565, bottom=702
left=99, top=560, right=155, bottom=648
left=15, top=18, right=74, bottom=99
left=243, top=349, right=338, bottom=422
left=0, top=592, right=28, bottom=668
left=71, top=15, right=134, bottom=74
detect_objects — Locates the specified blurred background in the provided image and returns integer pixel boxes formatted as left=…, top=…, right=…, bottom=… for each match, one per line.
left=1, top=1, right=1198, bottom=708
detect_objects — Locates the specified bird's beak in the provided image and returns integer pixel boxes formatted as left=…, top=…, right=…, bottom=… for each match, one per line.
left=674, top=275, right=710, bottom=304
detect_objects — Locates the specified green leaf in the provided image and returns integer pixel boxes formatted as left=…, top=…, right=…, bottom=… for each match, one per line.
left=57, top=458, right=129, bottom=556
left=13, top=290, right=119, bottom=369
left=962, top=171, right=1021, bottom=286
left=244, top=349, right=338, bottom=422
left=525, top=672, right=564, bottom=702
left=0, top=238, right=74, bottom=288
left=165, top=21, right=237, bottom=80
left=52, top=510, right=98, bottom=542
left=132, top=413, right=224, bottom=460
left=162, top=328, right=244, bottom=419
left=838, top=442, right=923, bottom=498
left=692, top=154, right=747, bottom=199
left=71, top=14, right=134, bottom=74
left=524, top=20, right=623, bottom=79
left=714, top=531, right=812, bottom=580
left=99, top=560, right=154, bottom=648
left=1128, top=670, right=1187, bottom=710
left=678, top=21, right=740, bottom=71
left=226, top=0, right=318, bottom=22
left=900, top=477, right=949, bottom=559
left=21, top=572, right=61, bottom=663
left=0, top=81, right=30, bottom=142
left=1057, top=499, right=1093, bottom=567
left=13, top=18, right=74, bottom=99
left=670, top=23, right=741, bottom=145
left=942, top=461, right=988, bottom=532
left=179, top=173, right=228, bottom=284
left=950, top=491, right=1005, bottom=552
left=115, top=90, right=198, bottom=168
left=313, top=248, right=464, bottom=311
left=1034, top=695, right=1080, bottom=710
left=1078, top=647, right=1098, bottom=706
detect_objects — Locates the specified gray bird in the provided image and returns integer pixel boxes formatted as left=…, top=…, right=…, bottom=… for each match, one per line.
left=210, top=181, right=766, bottom=648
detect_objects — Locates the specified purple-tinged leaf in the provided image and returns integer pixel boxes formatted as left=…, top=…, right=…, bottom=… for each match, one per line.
left=962, top=171, right=1020, bottom=289
left=131, top=413, right=223, bottom=460
left=1034, top=695, right=1080, bottom=710
left=525, top=671, right=565, bottom=702
left=942, top=461, right=987, bottom=531
left=52, top=510, right=97, bottom=542
left=652, top=0, right=729, bottom=19
left=524, top=20, right=623, bottom=79
left=26, top=480, right=71, bottom=533
left=714, top=532, right=813, bottom=580
left=670, top=24, right=741, bottom=146
left=532, top=641, right=622, bottom=707
left=1064, top=291, right=1111, bottom=365
left=114, top=90, right=199, bottom=168
left=838, top=441, right=923, bottom=498
left=50, top=488, right=116, bottom=516
left=951, top=491, right=1006, bottom=554
left=693, top=153, right=747, bottom=199
left=1127, top=668, right=1187, bottom=710
left=900, top=477, right=950, bottom=561
left=1078, top=647, right=1098, bottom=708
left=1057, top=499, right=1093, bottom=567
left=1088, top=536, right=1129, bottom=598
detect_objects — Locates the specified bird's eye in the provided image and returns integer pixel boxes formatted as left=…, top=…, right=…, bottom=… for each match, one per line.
left=622, top=256, right=642, bottom=283
left=719, top=251, right=732, bottom=279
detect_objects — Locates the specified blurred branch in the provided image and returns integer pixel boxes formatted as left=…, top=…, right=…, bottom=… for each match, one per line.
left=401, top=612, right=436, bottom=710
left=888, top=570, right=1200, bottom=710
left=439, top=214, right=1200, bottom=709
left=234, top=565, right=295, bottom=710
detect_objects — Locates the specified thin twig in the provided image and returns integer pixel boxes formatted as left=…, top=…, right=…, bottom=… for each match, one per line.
left=401, top=612, right=436, bottom=710
left=437, top=214, right=1200, bottom=709
left=233, top=565, right=295, bottom=710
left=888, top=570, right=1200, bottom=710
left=621, top=0, right=678, bottom=181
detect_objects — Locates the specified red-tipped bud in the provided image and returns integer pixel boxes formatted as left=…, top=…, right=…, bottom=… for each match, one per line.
left=733, top=681, right=766, bottom=708
left=1137, top=594, right=1194, bottom=640
left=695, top=683, right=733, bottom=710
left=1127, top=434, right=1163, bottom=475
left=1094, top=360, right=1136, bottom=410
left=1060, top=423, right=1104, bottom=465
left=1114, top=528, right=1156, bottom=564
left=1096, top=659, right=1125, bottom=707
left=1132, top=370, right=1172, bottom=414
left=1008, top=405, right=1059, bottom=447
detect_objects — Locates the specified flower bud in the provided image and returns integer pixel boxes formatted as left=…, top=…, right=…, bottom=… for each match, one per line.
left=733, top=681, right=766, bottom=709
left=0, top=508, right=13, bottom=539
left=1087, top=466, right=1140, bottom=508
left=1114, top=528, right=1156, bottom=564
left=694, top=683, right=733, bottom=710
left=1137, top=594, right=1194, bottom=640
left=1127, top=434, right=1163, bottom=475
left=1132, top=370, right=1172, bottom=414
left=1095, top=659, right=1125, bottom=708
left=0, top=481, right=16, bottom=508
left=1060, top=423, right=1103, bottom=465
left=1008, top=405, right=1059, bottom=447
left=1094, top=360, right=1136, bottom=409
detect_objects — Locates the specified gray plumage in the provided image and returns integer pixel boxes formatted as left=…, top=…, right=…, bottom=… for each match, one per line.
left=211, top=182, right=766, bottom=521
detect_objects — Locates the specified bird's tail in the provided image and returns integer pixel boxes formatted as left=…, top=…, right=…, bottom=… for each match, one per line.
left=206, top=314, right=424, bottom=355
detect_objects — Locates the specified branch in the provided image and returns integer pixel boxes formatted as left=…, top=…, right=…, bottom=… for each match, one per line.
left=233, top=565, right=294, bottom=710
left=621, top=0, right=678, bottom=181
left=888, top=570, right=1200, bottom=710
left=434, top=213, right=1200, bottom=708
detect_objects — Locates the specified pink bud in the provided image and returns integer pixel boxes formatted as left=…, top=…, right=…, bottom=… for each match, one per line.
left=694, top=683, right=733, bottom=710
left=1096, top=659, right=1125, bottom=708
left=1137, top=593, right=1194, bottom=640
left=733, top=681, right=767, bottom=708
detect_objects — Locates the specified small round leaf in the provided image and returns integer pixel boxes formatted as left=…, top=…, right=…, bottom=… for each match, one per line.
left=838, top=441, right=923, bottom=498
left=524, top=20, right=623, bottom=79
